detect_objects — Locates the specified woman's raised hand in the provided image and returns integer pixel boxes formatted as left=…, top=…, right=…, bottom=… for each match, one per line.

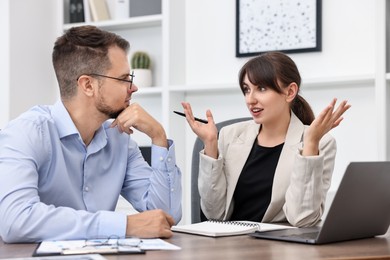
left=181, top=102, right=219, bottom=159
left=302, top=98, right=351, bottom=156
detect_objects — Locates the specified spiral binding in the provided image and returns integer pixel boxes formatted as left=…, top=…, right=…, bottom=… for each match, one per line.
left=207, top=219, right=260, bottom=229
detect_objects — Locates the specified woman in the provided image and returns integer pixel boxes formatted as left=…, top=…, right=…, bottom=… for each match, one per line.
left=181, top=52, right=351, bottom=227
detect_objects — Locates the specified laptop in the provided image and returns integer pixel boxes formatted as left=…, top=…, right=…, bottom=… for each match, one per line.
left=250, top=161, right=390, bottom=244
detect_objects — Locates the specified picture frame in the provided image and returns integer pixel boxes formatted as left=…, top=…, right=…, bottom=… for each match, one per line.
left=236, top=0, right=322, bottom=57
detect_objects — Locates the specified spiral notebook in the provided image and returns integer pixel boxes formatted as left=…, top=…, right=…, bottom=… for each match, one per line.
left=171, top=220, right=295, bottom=237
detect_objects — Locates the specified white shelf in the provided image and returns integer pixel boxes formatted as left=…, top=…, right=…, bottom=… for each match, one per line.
left=167, top=75, right=376, bottom=94
left=169, top=83, right=238, bottom=93
left=63, top=14, right=162, bottom=31
left=134, top=86, right=163, bottom=96
left=302, top=74, right=375, bottom=89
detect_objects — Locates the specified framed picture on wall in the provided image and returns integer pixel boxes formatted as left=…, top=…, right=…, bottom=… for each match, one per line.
left=236, top=0, right=322, bottom=57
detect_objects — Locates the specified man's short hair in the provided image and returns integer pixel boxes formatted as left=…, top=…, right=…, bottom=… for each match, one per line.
left=52, top=25, right=130, bottom=99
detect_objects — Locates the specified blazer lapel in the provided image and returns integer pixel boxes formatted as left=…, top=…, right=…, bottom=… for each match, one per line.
left=224, top=122, right=259, bottom=218
left=262, top=112, right=305, bottom=221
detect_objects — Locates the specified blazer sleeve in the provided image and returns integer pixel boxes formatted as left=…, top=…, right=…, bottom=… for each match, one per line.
left=198, top=151, right=227, bottom=220
left=283, top=132, right=336, bottom=227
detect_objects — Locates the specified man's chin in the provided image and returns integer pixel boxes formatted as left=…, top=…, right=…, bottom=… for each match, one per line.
left=109, top=109, right=125, bottom=119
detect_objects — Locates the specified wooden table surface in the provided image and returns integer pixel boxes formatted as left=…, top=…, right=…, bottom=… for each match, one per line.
left=1, top=229, right=390, bottom=260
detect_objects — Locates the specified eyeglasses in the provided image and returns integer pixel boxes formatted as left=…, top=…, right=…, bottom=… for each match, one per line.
left=84, top=237, right=142, bottom=247
left=82, top=237, right=143, bottom=252
left=80, top=71, right=135, bottom=90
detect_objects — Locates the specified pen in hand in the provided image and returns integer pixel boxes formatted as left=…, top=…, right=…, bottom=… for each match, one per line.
left=173, top=111, right=208, bottom=124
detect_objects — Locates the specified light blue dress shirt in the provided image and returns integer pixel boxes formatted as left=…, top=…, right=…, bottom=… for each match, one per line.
left=0, top=101, right=182, bottom=243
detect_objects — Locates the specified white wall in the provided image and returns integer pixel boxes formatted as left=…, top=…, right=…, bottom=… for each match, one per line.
left=185, top=0, right=375, bottom=84
left=0, top=0, right=61, bottom=128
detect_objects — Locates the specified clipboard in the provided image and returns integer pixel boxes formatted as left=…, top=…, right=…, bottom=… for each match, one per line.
left=32, top=237, right=180, bottom=256
left=32, top=239, right=145, bottom=256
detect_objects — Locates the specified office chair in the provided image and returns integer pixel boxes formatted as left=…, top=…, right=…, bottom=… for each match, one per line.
left=191, top=117, right=252, bottom=223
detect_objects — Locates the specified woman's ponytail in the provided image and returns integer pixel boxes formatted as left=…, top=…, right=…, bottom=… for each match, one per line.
left=291, top=94, right=315, bottom=125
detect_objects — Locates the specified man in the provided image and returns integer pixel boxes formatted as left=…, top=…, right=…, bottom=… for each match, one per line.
left=0, top=25, right=182, bottom=243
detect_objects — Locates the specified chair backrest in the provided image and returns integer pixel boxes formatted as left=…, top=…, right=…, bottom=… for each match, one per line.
left=191, top=117, right=252, bottom=223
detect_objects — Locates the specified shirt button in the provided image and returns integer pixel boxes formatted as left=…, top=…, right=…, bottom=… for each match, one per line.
left=171, top=188, right=174, bottom=192
left=85, top=186, right=89, bottom=192
left=167, top=157, right=172, bottom=162
left=159, top=156, right=163, bottom=161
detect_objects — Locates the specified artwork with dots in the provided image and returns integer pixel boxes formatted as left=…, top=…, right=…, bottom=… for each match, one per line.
left=236, top=0, right=321, bottom=57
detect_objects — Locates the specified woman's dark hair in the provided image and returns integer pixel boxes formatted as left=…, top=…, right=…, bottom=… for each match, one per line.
left=238, top=51, right=315, bottom=125
left=52, top=25, right=130, bottom=100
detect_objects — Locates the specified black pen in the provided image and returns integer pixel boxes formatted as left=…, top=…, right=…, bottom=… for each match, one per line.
left=173, top=111, right=208, bottom=124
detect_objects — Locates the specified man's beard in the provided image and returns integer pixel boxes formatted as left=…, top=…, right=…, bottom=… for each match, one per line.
left=96, top=98, right=126, bottom=119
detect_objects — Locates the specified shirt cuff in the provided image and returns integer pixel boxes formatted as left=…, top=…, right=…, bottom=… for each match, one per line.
left=151, top=139, right=176, bottom=171
left=98, top=211, right=127, bottom=238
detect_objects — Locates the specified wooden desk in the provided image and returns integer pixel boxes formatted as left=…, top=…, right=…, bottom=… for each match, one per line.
left=1, top=230, right=390, bottom=260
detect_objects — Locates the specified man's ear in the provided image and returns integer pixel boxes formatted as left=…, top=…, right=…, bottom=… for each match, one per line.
left=286, top=82, right=298, bottom=103
left=77, top=75, right=95, bottom=97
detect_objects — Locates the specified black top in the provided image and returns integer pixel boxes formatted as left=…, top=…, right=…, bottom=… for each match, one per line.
left=230, top=141, right=284, bottom=222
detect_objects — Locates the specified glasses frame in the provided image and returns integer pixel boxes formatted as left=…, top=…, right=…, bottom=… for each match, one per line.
left=83, top=237, right=143, bottom=249
left=79, top=71, right=135, bottom=90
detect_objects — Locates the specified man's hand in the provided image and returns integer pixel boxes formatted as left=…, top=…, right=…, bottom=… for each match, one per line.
left=126, top=209, right=175, bottom=238
left=111, top=103, right=168, bottom=148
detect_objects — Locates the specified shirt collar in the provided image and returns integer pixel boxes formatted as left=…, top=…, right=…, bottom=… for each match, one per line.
left=52, top=100, right=79, bottom=139
left=52, top=100, right=108, bottom=150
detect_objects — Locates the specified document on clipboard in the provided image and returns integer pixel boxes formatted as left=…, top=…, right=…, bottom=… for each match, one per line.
left=33, top=238, right=180, bottom=256
left=11, top=255, right=107, bottom=260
